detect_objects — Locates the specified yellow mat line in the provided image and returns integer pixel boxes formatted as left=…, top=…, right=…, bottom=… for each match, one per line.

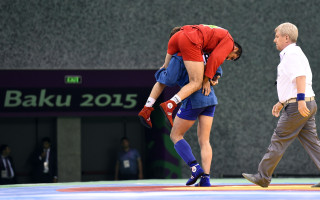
left=164, top=185, right=320, bottom=191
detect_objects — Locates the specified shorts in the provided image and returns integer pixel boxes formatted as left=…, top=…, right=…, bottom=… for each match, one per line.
left=167, top=30, right=203, bottom=62
left=177, top=99, right=216, bottom=120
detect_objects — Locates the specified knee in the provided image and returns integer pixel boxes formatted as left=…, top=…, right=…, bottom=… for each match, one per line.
left=170, top=132, right=177, bottom=143
left=189, top=79, right=202, bottom=91
left=170, top=131, right=182, bottom=144
left=170, top=133, right=174, bottom=142
left=266, top=143, right=284, bottom=157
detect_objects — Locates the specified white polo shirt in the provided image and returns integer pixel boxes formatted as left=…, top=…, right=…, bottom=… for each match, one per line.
left=277, top=43, right=315, bottom=103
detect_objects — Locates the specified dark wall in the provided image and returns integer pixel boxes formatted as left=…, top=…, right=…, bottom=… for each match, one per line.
left=1, top=0, right=320, bottom=177
left=81, top=116, right=145, bottom=181
left=0, top=117, right=145, bottom=183
left=0, top=118, right=56, bottom=183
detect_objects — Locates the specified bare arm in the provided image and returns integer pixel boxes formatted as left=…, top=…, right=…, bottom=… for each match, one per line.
left=162, top=53, right=173, bottom=69
left=296, top=76, right=306, bottom=93
left=296, top=76, right=310, bottom=117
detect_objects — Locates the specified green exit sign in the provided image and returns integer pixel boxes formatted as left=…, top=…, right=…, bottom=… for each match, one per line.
left=65, top=75, right=82, bottom=84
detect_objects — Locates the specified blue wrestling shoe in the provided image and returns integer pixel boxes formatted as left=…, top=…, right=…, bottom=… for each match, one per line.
left=186, top=164, right=204, bottom=185
left=195, top=175, right=211, bottom=187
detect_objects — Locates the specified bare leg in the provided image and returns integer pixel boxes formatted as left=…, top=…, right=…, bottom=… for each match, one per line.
left=170, top=116, right=195, bottom=144
left=197, top=115, right=213, bottom=174
left=171, top=115, right=209, bottom=186
left=176, top=61, right=204, bottom=100
left=149, top=82, right=166, bottom=100
left=139, top=82, right=166, bottom=128
left=159, top=60, right=204, bottom=127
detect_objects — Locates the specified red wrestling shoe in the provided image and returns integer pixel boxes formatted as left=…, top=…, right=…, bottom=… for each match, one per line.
left=138, top=106, right=154, bottom=129
left=159, top=100, right=177, bottom=127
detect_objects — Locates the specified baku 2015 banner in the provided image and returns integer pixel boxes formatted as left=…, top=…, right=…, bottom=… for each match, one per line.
left=0, top=70, right=156, bottom=117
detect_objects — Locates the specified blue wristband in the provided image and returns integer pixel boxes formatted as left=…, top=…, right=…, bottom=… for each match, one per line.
left=297, top=93, right=305, bottom=101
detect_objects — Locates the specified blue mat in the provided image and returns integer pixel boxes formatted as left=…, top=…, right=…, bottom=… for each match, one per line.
left=0, top=178, right=319, bottom=200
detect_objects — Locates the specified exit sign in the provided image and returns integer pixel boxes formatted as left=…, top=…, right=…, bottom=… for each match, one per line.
left=65, top=75, right=82, bottom=84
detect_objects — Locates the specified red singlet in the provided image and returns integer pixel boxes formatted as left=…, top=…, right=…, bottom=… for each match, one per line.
left=167, top=24, right=234, bottom=79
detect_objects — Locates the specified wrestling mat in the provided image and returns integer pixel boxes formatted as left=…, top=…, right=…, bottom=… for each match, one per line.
left=0, top=178, right=319, bottom=200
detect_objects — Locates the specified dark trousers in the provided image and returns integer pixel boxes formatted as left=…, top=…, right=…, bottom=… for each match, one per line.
left=0, top=178, right=16, bottom=185
left=33, top=173, right=53, bottom=183
left=119, top=173, right=138, bottom=180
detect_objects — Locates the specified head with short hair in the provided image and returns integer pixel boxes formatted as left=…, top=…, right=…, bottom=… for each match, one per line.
left=274, top=22, right=298, bottom=51
left=0, top=144, right=10, bottom=156
left=120, top=137, right=129, bottom=143
left=120, top=137, right=130, bottom=150
left=226, top=41, right=242, bottom=61
left=274, top=22, right=298, bottom=43
left=233, top=41, right=242, bottom=61
left=42, top=137, right=51, bottom=143
left=169, top=26, right=182, bottom=38
left=42, top=137, right=51, bottom=149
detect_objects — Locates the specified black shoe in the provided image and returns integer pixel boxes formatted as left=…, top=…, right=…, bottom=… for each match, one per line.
left=242, top=173, right=269, bottom=188
left=311, top=182, right=320, bottom=187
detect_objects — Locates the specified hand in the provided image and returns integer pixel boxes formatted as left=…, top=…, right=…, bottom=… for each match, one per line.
left=210, top=75, right=220, bottom=86
left=41, top=151, right=46, bottom=158
left=298, top=101, right=310, bottom=117
left=202, top=80, right=211, bottom=96
left=272, top=102, right=283, bottom=117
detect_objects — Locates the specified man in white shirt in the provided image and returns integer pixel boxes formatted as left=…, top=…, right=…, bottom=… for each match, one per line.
left=242, top=22, right=320, bottom=187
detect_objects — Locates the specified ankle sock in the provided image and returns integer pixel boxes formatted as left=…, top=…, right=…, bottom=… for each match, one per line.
left=145, top=97, right=156, bottom=107
left=170, top=95, right=181, bottom=105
